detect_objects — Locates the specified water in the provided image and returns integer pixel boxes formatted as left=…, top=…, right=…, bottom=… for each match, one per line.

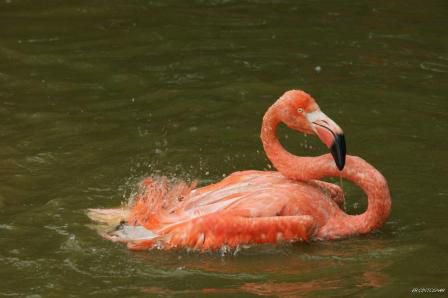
left=1, top=0, right=447, bottom=296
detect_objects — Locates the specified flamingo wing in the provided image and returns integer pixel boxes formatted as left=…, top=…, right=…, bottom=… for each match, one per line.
left=127, top=213, right=317, bottom=251
left=88, top=170, right=340, bottom=251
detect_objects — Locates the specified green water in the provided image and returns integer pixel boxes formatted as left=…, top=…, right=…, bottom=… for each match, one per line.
left=1, top=1, right=447, bottom=297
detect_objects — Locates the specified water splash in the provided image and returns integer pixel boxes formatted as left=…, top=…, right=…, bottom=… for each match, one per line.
left=339, top=174, right=346, bottom=212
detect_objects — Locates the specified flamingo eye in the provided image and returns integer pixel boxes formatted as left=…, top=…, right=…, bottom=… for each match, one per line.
left=297, top=108, right=304, bottom=114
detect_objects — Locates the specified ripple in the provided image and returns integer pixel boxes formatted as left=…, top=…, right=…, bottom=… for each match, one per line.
left=420, top=62, right=448, bottom=73
left=0, top=224, right=14, bottom=230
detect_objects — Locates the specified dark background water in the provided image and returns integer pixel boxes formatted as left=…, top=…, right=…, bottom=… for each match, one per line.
left=1, top=0, right=447, bottom=297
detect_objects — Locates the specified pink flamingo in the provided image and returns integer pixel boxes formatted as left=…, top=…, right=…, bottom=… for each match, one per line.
left=88, top=90, right=391, bottom=251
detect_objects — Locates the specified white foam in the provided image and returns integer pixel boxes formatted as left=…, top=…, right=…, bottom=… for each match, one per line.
left=111, top=225, right=156, bottom=241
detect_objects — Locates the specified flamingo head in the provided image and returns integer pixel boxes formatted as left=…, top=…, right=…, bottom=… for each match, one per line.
left=276, top=90, right=346, bottom=170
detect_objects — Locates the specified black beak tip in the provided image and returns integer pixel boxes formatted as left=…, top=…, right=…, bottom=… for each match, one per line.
left=330, top=134, right=346, bottom=171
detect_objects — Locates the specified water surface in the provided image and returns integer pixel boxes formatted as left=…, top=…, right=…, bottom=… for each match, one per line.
left=1, top=0, right=447, bottom=297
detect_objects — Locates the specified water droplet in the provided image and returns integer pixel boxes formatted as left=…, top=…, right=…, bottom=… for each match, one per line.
left=220, top=245, right=230, bottom=256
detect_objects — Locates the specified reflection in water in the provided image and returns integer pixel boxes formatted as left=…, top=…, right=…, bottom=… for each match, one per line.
left=141, top=265, right=389, bottom=297
left=133, top=239, right=395, bottom=296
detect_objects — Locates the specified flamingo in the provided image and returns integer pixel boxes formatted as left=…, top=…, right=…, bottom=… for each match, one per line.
left=88, top=90, right=391, bottom=251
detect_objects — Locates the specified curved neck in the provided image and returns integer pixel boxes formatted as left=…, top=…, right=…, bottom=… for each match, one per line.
left=261, top=104, right=326, bottom=180
left=260, top=105, right=391, bottom=236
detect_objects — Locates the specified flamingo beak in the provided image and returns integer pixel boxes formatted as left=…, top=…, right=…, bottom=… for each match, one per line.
left=306, top=111, right=346, bottom=171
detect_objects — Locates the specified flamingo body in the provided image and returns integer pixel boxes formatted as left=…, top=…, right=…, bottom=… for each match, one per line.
left=89, top=171, right=345, bottom=250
